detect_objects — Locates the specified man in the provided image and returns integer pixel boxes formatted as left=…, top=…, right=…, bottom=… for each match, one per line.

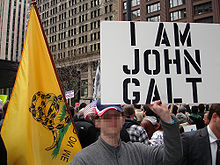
left=203, top=111, right=210, bottom=125
left=189, top=106, right=205, bottom=129
left=71, top=100, right=182, bottom=165
left=122, top=105, right=149, bottom=144
left=181, top=104, right=220, bottom=165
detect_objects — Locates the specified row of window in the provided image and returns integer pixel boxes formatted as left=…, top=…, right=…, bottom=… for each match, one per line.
left=137, top=1, right=212, bottom=21
left=54, top=42, right=100, bottom=60
left=91, top=9, right=101, bottom=19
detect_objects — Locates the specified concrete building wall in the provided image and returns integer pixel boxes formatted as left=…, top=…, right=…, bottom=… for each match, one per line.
left=0, top=0, right=29, bottom=62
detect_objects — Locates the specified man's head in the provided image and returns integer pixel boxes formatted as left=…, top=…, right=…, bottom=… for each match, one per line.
left=203, top=111, right=209, bottom=125
left=123, top=105, right=135, bottom=119
left=208, top=104, right=220, bottom=138
left=96, top=100, right=124, bottom=137
left=191, top=106, right=199, bottom=114
left=198, top=104, right=205, bottom=113
left=133, top=104, right=141, bottom=110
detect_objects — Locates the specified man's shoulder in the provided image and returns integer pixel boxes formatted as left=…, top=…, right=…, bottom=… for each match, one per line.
left=181, top=127, right=208, bottom=142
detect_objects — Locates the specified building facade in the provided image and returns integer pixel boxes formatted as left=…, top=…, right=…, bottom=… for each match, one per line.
left=0, top=0, right=30, bottom=96
left=36, top=0, right=119, bottom=103
left=119, top=0, right=220, bottom=23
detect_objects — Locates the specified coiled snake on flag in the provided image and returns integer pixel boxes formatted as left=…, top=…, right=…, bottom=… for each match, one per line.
left=29, top=91, right=71, bottom=153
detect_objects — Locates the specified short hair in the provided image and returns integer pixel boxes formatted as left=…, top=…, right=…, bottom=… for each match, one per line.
left=208, top=104, right=220, bottom=121
left=123, top=105, right=135, bottom=117
left=133, top=104, right=141, bottom=109
left=191, top=106, right=199, bottom=114
left=143, top=105, right=156, bottom=116
left=79, top=102, right=87, bottom=110
left=179, top=106, right=186, bottom=114
left=168, top=104, right=178, bottom=115
left=198, top=104, right=205, bottom=113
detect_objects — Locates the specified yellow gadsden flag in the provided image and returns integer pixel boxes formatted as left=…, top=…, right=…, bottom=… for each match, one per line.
left=1, top=5, right=81, bottom=165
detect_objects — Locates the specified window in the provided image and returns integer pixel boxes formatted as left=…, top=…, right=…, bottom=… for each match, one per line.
left=195, top=16, right=213, bottom=23
left=170, top=9, right=186, bottom=21
left=170, top=0, right=185, bottom=8
left=147, top=15, right=160, bottom=22
left=109, top=4, right=112, bottom=12
left=132, top=9, right=140, bottom=18
left=194, top=2, right=212, bottom=15
left=147, top=2, right=160, bottom=13
left=105, top=6, right=108, bottom=14
left=81, top=80, right=88, bottom=97
left=123, top=0, right=140, bottom=10
left=123, top=9, right=140, bottom=20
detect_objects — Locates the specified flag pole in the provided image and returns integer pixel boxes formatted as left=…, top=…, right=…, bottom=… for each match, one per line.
left=30, top=0, right=78, bottom=133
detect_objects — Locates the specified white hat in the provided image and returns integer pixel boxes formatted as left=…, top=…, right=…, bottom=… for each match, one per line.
left=143, top=116, right=157, bottom=125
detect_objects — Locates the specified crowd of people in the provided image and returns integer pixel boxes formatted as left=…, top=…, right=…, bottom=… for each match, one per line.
left=69, top=101, right=219, bottom=165
left=0, top=98, right=220, bottom=165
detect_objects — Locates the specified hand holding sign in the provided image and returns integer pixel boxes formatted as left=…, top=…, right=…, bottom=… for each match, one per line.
left=147, top=100, right=172, bottom=124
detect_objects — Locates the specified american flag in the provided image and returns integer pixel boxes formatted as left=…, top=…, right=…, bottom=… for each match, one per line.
left=83, top=100, right=98, bottom=119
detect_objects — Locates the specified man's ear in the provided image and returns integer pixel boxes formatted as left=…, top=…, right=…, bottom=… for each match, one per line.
left=212, top=112, right=218, bottom=121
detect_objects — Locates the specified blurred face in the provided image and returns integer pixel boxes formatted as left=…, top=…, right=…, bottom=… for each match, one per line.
left=100, top=110, right=124, bottom=137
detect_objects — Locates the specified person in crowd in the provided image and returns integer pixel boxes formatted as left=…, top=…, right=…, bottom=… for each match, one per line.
left=133, top=104, right=144, bottom=124
left=181, top=104, right=220, bottom=165
left=149, top=119, right=164, bottom=146
left=0, top=134, right=7, bottom=165
left=73, top=106, right=80, bottom=122
left=198, top=104, right=205, bottom=119
left=143, top=105, right=158, bottom=117
left=203, top=111, right=210, bottom=125
left=74, top=111, right=98, bottom=148
left=176, top=112, right=189, bottom=133
left=79, top=102, right=87, bottom=111
left=0, top=100, right=8, bottom=130
left=122, top=105, right=149, bottom=144
left=189, top=106, right=205, bottom=129
left=141, top=116, right=159, bottom=139
left=168, top=104, right=178, bottom=116
left=0, top=100, right=4, bottom=129
left=71, top=100, right=182, bottom=165
left=69, top=106, right=75, bottom=118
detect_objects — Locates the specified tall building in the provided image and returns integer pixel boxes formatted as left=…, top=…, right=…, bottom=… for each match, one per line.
left=0, top=0, right=30, bottom=95
left=119, top=0, right=220, bottom=23
left=36, top=0, right=119, bottom=103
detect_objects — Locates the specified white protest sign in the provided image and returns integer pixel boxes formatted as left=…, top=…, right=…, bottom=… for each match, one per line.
left=183, top=125, right=197, bottom=132
left=101, top=21, right=220, bottom=104
left=65, top=90, right=74, bottom=99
